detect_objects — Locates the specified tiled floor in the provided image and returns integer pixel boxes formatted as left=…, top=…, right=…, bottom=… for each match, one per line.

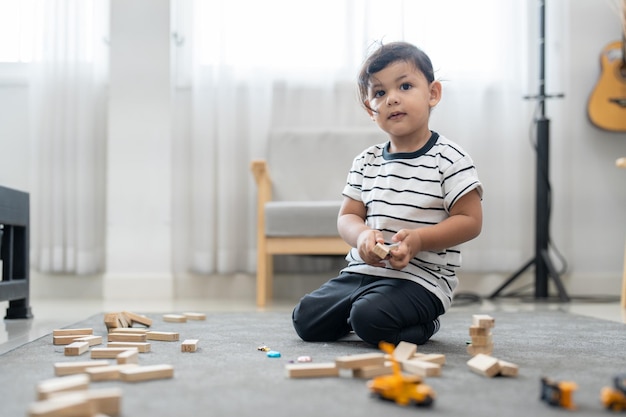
left=1, top=296, right=624, bottom=355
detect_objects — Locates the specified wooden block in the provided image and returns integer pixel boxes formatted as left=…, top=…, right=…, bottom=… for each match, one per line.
left=413, top=353, right=446, bottom=365
left=37, top=374, right=90, bottom=400
left=54, top=361, right=110, bottom=376
left=116, top=349, right=139, bottom=364
left=373, top=242, right=391, bottom=258
left=86, top=364, right=139, bottom=381
left=74, top=335, right=102, bottom=346
left=163, top=314, right=187, bottom=323
left=46, top=388, right=122, bottom=417
left=285, top=362, right=340, bottom=378
left=470, top=334, right=493, bottom=346
left=498, top=359, right=519, bottom=377
left=107, top=341, right=151, bottom=353
left=335, top=352, right=385, bottom=369
left=467, top=353, right=501, bottom=377
left=52, top=328, right=93, bottom=337
left=28, top=394, right=94, bottom=417
left=401, top=358, right=441, bottom=377
left=466, top=343, right=494, bottom=356
left=53, top=335, right=87, bottom=346
left=146, top=331, right=179, bottom=341
left=183, top=312, right=206, bottom=320
left=181, top=339, right=199, bottom=352
left=469, top=325, right=490, bottom=336
left=64, top=341, right=90, bottom=356
left=91, top=347, right=138, bottom=359
left=120, top=364, right=174, bottom=382
left=352, top=361, right=394, bottom=378
left=472, top=314, right=495, bottom=328
left=104, top=313, right=124, bottom=330
left=107, top=327, right=148, bottom=334
left=107, top=332, right=147, bottom=343
left=393, top=341, right=418, bottom=361
left=122, top=311, right=153, bottom=327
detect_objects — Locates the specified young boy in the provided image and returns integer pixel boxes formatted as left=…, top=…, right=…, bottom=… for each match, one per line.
left=292, top=41, right=483, bottom=346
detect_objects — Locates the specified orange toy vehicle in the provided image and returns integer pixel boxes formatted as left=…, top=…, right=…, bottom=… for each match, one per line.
left=601, top=374, right=626, bottom=412
left=367, top=341, right=436, bottom=407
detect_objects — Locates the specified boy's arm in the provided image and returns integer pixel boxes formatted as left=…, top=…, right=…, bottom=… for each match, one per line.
left=337, top=196, right=386, bottom=267
left=388, top=189, right=483, bottom=269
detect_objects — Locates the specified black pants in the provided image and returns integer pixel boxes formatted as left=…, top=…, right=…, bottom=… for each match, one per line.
left=292, top=272, right=445, bottom=346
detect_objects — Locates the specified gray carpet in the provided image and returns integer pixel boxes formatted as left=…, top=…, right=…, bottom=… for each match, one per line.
left=1, top=309, right=625, bottom=416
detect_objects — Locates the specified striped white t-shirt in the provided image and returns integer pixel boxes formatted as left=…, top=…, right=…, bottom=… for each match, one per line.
left=341, top=131, right=483, bottom=310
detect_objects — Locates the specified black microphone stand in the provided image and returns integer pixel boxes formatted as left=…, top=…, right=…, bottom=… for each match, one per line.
left=488, top=0, right=569, bottom=302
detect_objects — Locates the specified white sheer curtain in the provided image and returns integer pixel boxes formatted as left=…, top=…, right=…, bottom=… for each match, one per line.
left=30, top=0, right=109, bottom=274
left=173, top=0, right=544, bottom=275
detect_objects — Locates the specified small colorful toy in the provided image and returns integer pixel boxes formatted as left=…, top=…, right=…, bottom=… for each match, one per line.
left=601, top=374, right=626, bottom=412
left=367, top=341, right=435, bottom=407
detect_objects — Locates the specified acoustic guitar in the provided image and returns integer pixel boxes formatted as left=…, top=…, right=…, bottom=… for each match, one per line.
left=588, top=4, right=626, bottom=132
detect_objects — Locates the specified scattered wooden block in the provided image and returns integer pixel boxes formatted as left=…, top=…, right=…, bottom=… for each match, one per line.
left=64, top=341, right=90, bottom=356
left=146, top=331, right=179, bottom=341
left=116, top=349, right=139, bottom=364
left=285, top=362, right=339, bottom=378
left=163, top=314, right=187, bottom=323
left=28, top=394, right=94, bottom=417
left=498, top=359, right=519, bottom=377
left=335, top=352, right=385, bottom=369
left=37, top=374, right=90, bottom=400
left=86, top=364, right=139, bottom=381
left=467, top=353, right=501, bottom=377
left=53, top=335, right=89, bottom=346
left=107, top=341, right=151, bottom=353
left=120, top=364, right=174, bottom=382
left=181, top=339, right=199, bottom=352
left=183, top=312, right=206, bottom=320
left=45, top=388, right=123, bottom=417
left=401, top=358, right=441, bottom=377
left=413, top=353, right=446, bottom=365
left=91, top=347, right=138, bottom=359
left=470, top=334, right=493, bottom=347
left=52, top=328, right=93, bottom=337
left=74, top=335, right=103, bottom=346
left=107, top=332, right=147, bottom=343
left=469, top=325, right=490, bottom=336
left=122, top=311, right=153, bottom=327
left=107, top=327, right=148, bottom=334
left=352, top=361, right=394, bottom=379
left=104, top=313, right=126, bottom=330
left=393, top=341, right=418, bottom=361
left=54, top=360, right=110, bottom=376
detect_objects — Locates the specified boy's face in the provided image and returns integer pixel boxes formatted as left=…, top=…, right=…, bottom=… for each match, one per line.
left=365, top=61, right=441, bottom=149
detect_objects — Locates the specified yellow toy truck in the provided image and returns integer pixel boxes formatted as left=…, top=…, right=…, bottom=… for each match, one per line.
left=367, top=341, right=436, bottom=407
left=601, top=374, right=626, bottom=412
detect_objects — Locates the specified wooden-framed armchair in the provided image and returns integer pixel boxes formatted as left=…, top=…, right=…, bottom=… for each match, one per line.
left=250, top=128, right=383, bottom=307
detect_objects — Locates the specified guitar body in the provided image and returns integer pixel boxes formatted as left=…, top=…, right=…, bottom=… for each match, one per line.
left=588, top=41, right=626, bottom=132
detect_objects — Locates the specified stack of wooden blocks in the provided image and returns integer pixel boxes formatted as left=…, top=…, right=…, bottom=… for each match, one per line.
left=465, top=314, right=519, bottom=378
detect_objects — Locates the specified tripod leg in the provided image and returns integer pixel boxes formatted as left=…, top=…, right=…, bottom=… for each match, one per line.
left=540, top=250, right=570, bottom=302
left=488, top=257, right=535, bottom=299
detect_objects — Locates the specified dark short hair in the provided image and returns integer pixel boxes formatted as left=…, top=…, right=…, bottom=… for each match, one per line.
left=357, top=41, right=435, bottom=110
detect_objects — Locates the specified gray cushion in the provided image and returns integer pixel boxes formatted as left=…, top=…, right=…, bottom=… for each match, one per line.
left=265, top=201, right=341, bottom=236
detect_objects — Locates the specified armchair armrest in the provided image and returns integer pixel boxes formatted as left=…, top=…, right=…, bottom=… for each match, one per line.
left=250, top=159, right=272, bottom=205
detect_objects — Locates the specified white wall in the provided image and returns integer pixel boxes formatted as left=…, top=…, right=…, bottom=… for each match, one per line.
left=0, top=0, right=624, bottom=301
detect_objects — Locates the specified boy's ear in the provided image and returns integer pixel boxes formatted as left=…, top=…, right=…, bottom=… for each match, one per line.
left=429, top=80, right=442, bottom=107
left=364, top=100, right=375, bottom=119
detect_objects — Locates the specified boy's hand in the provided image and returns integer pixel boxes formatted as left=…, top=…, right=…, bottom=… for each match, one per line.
left=356, top=229, right=387, bottom=267
left=386, top=230, right=422, bottom=270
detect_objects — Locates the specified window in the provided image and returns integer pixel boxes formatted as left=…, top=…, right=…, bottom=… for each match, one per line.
left=0, top=1, right=35, bottom=63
